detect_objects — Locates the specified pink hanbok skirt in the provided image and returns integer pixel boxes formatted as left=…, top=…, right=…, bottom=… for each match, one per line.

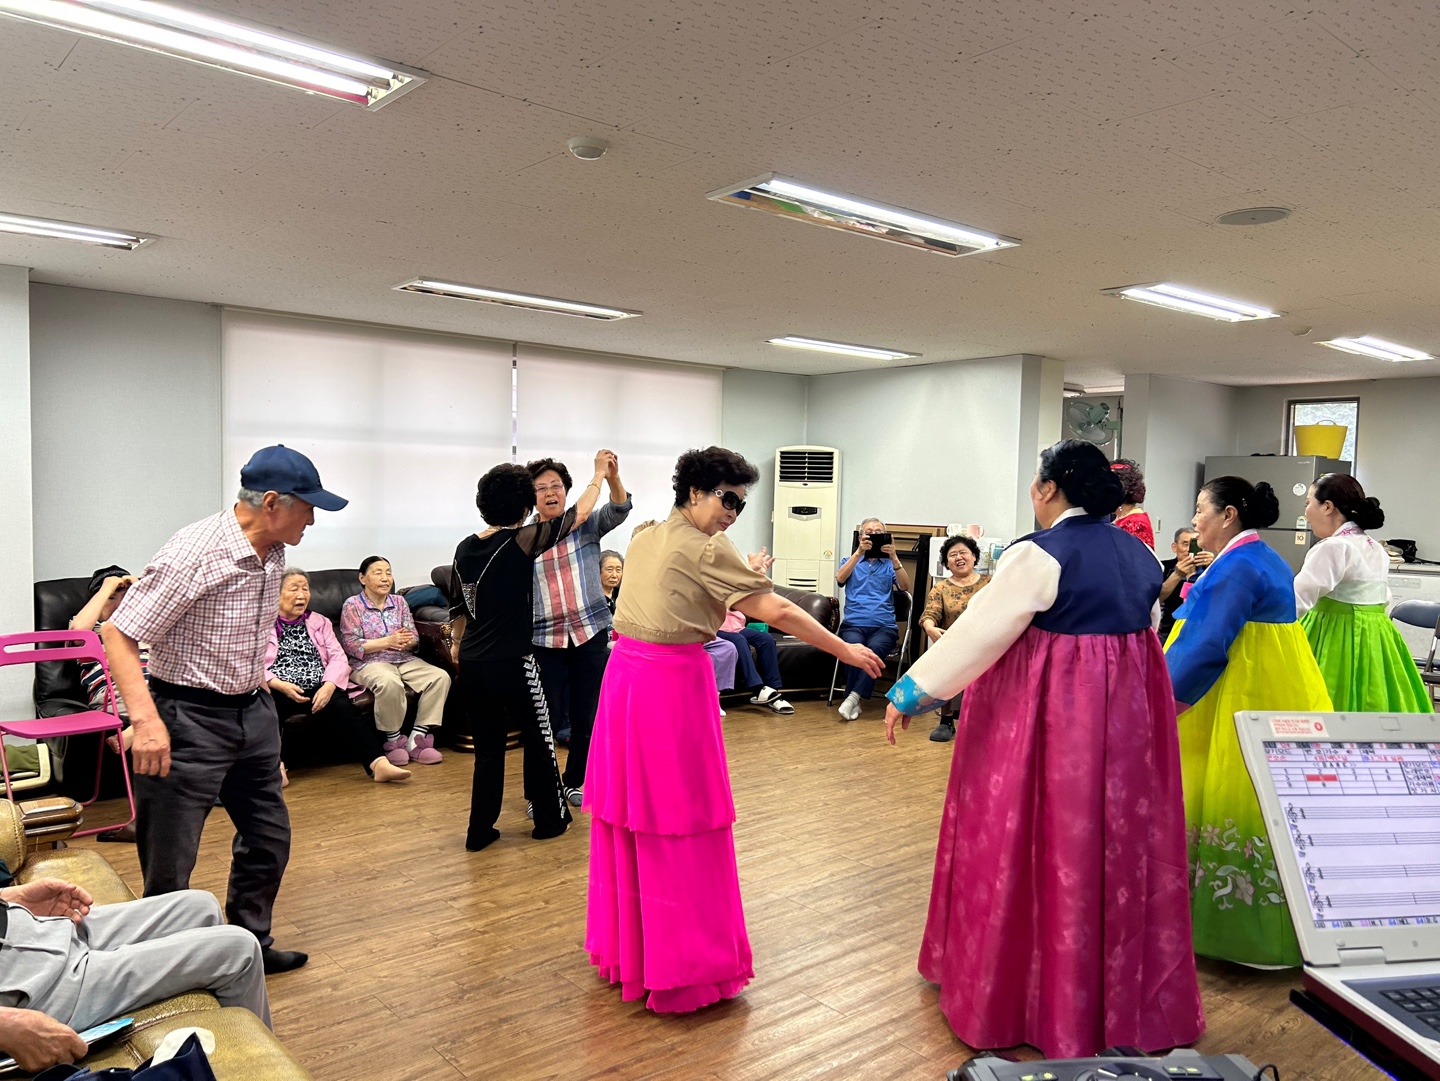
left=921, top=625, right=1204, bottom=1058
left=584, top=635, right=753, bottom=1012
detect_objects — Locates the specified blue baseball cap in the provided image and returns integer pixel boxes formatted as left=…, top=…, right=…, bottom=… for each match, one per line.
left=239, top=446, right=348, bottom=511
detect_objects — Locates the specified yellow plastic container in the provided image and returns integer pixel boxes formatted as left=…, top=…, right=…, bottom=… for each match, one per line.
left=1294, top=422, right=1346, bottom=458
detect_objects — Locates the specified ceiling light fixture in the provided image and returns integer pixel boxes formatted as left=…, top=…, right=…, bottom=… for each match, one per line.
left=709, top=173, right=1018, bottom=258
left=1318, top=335, right=1434, bottom=363
left=1103, top=282, right=1279, bottom=322
left=394, top=279, right=641, bottom=321
left=0, top=0, right=426, bottom=108
left=0, top=211, right=151, bottom=249
left=767, top=336, right=919, bottom=361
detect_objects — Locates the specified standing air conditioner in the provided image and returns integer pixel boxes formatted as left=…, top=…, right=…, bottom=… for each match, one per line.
left=772, top=446, right=841, bottom=597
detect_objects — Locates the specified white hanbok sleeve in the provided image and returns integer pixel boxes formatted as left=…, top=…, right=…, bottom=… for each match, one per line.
left=886, top=540, right=1061, bottom=716
left=1294, top=538, right=1349, bottom=616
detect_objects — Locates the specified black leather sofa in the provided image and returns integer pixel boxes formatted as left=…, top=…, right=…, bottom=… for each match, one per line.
left=766, top=585, right=842, bottom=693
left=31, top=569, right=462, bottom=796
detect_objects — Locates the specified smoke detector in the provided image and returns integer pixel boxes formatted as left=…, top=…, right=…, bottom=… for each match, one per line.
left=567, top=136, right=609, bottom=161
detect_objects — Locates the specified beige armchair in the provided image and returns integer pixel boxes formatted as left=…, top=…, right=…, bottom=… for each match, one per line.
left=0, top=799, right=312, bottom=1080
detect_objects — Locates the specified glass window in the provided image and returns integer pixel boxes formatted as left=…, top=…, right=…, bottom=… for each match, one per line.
left=1288, top=399, right=1358, bottom=463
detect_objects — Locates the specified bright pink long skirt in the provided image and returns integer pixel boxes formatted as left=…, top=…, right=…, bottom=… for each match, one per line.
left=921, top=626, right=1205, bottom=1058
left=584, top=636, right=753, bottom=1012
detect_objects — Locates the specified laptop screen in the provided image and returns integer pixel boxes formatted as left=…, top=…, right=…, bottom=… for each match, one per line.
left=1264, top=740, right=1440, bottom=931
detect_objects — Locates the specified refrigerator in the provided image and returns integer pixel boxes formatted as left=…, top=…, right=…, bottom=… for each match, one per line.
left=1202, top=455, right=1351, bottom=575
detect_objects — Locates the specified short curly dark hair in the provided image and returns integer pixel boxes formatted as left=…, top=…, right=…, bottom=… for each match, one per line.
left=526, top=457, right=572, bottom=491
left=671, top=446, right=760, bottom=507
left=1110, top=458, right=1147, bottom=504
left=939, top=534, right=979, bottom=565
left=476, top=463, right=536, bottom=526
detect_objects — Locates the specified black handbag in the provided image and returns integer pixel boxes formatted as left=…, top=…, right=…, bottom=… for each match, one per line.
left=35, top=1033, right=217, bottom=1081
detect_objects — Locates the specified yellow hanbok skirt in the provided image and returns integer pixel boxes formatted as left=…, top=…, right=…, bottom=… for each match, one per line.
left=1168, top=619, right=1332, bottom=966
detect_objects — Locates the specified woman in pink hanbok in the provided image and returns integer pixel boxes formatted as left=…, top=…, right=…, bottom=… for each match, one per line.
left=886, top=440, right=1204, bottom=1058
left=585, top=446, right=881, bottom=1012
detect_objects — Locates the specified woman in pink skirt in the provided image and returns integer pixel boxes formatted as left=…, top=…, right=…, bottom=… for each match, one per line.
left=885, top=439, right=1204, bottom=1058
left=585, top=446, right=882, bottom=1012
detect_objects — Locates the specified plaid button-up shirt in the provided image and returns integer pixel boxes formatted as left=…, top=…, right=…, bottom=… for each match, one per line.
left=109, top=509, right=286, bottom=695
left=532, top=497, right=632, bottom=649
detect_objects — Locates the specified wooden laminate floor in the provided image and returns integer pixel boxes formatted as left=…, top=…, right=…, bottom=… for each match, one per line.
left=74, top=699, right=1380, bottom=1080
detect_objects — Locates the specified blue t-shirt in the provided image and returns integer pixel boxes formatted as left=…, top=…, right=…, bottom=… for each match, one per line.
left=842, top=557, right=896, bottom=628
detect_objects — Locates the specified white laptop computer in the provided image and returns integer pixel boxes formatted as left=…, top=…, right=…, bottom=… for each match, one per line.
left=1236, top=710, right=1440, bottom=1078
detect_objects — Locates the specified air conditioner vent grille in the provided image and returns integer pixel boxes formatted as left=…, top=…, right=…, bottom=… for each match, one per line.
left=778, top=450, right=836, bottom=484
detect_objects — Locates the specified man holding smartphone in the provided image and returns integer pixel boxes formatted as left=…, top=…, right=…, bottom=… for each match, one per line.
left=834, top=518, right=911, bottom=721
left=1158, top=528, right=1214, bottom=642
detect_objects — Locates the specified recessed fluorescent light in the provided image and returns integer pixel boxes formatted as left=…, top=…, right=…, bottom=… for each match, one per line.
left=0, top=211, right=151, bottom=249
left=767, top=336, right=919, bottom=361
left=0, top=0, right=426, bottom=109
left=394, top=279, right=641, bottom=321
left=1103, top=282, right=1279, bottom=322
left=708, top=173, right=1018, bottom=258
left=1318, top=335, right=1434, bottom=363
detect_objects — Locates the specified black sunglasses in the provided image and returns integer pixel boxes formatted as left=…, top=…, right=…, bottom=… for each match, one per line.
left=710, top=488, right=746, bottom=515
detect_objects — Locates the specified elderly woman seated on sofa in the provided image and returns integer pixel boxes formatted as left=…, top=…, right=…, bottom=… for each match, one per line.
left=339, top=556, right=452, bottom=767
left=266, top=568, right=411, bottom=783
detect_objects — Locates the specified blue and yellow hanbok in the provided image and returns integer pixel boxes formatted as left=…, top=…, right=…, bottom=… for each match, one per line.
left=1165, top=530, right=1332, bottom=966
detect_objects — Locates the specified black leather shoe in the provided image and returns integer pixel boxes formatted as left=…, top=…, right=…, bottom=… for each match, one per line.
left=262, top=947, right=309, bottom=974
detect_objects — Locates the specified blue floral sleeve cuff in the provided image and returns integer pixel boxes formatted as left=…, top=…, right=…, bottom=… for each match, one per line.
left=887, top=674, right=944, bottom=717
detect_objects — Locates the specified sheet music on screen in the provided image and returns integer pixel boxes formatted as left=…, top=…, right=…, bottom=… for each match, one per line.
left=1265, top=741, right=1440, bottom=930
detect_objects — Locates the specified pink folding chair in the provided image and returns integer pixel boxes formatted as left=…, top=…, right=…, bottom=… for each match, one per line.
left=0, top=629, right=136, bottom=837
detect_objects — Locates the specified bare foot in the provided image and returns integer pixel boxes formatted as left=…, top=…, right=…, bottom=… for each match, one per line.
left=371, top=757, right=412, bottom=783
left=105, top=728, right=136, bottom=756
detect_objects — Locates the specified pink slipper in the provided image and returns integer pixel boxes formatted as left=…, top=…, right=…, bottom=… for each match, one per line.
left=382, top=736, right=410, bottom=767
left=408, top=733, right=443, bottom=765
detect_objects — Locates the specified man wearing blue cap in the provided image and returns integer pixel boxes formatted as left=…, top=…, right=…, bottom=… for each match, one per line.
left=103, top=446, right=347, bottom=976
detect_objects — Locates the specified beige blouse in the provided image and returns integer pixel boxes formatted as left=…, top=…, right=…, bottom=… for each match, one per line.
left=921, top=575, right=990, bottom=631
left=613, top=508, right=774, bottom=644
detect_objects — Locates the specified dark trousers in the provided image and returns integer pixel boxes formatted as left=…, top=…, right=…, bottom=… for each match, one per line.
left=273, top=687, right=386, bottom=773
left=715, top=627, right=783, bottom=691
left=462, top=653, right=571, bottom=845
left=838, top=622, right=899, bottom=698
left=533, top=633, right=609, bottom=791
left=136, top=685, right=290, bottom=948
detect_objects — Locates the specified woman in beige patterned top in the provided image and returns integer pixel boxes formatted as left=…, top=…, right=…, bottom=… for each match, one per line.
left=919, top=535, right=990, bottom=743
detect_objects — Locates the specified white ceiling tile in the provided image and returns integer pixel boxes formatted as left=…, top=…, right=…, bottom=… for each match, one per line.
left=964, top=17, right=1214, bottom=123
left=1087, top=0, right=1302, bottom=53
left=1107, top=91, right=1319, bottom=173
left=1167, top=15, right=1402, bottom=120
left=1308, top=0, right=1440, bottom=53
left=1283, top=90, right=1440, bottom=192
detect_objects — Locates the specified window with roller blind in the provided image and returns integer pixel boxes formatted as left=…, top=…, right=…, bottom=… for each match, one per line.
left=515, top=345, right=722, bottom=553
left=222, top=311, right=514, bottom=585
left=223, top=314, right=724, bottom=582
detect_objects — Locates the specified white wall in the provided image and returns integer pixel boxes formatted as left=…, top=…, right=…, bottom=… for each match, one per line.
left=0, top=266, right=33, bottom=717
left=721, top=369, right=808, bottom=557
left=30, top=285, right=222, bottom=580
left=807, top=355, right=1055, bottom=547
left=1235, top=376, right=1440, bottom=550
left=1124, top=374, right=1239, bottom=545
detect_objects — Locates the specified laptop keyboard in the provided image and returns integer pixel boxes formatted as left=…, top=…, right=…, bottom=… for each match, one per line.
left=1347, top=979, right=1440, bottom=1039
left=1381, top=987, right=1440, bottom=1028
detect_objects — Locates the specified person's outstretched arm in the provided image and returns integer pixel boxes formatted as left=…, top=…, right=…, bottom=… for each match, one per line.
left=884, top=541, right=1059, bottom=742
left=734, top=592, right=881, bottom=678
